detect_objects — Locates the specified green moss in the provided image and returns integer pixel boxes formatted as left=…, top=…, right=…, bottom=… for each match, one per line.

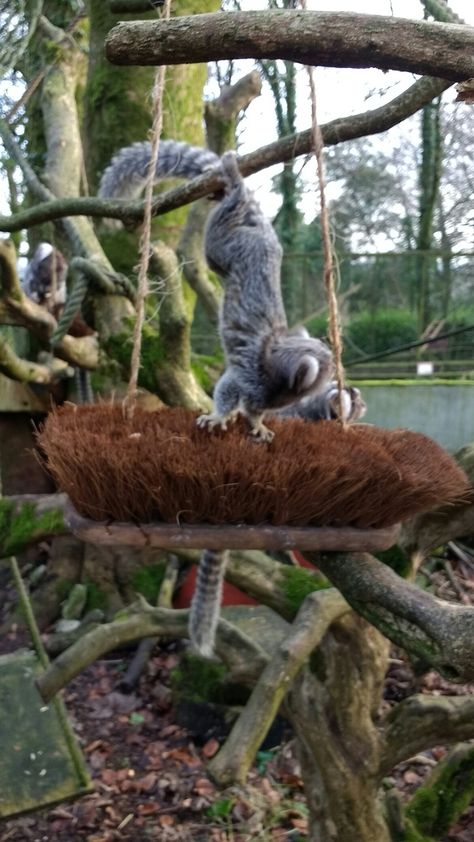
left=130, top=563, right=166, bottom=604
left=375, top=545, right=412, bottom=578
left=171, top=652, right=229, bottom=704
left=0, top=500, right=65, bottom=556
left=191, top=359, right=214, bottom=391
left=279, top=566, right=330, bottom=614
left=405, top=748, right=474, bottom=837
left=104, top=318, right=164, bottom=393
left=84, top=581, right=107, bottom=613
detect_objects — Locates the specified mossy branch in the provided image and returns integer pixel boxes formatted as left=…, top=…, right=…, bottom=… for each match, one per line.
left=380, top=696, right=474, bottom=776
left=36, top=598, right=265, bottom=702
left=0, top=76, right=451, bottom=233
left=0, top=494, right=68, bottom=558
left=209, top=590, right=348, bottom=786
left=308, top=551, right=474, bottom=683
left=0, top=334, right=73, bottom=385
left=403, top=743, right=474, bottom=839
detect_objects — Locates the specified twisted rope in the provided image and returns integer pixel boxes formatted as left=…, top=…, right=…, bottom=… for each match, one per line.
left=50, top=270, right=88, bottom=345
left=124, top=0, right=172, bottom=421
left=300, top=0, right=347, bottom=426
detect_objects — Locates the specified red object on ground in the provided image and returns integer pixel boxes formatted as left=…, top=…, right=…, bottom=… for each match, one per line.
left=173, top=552, right=318, bottom=609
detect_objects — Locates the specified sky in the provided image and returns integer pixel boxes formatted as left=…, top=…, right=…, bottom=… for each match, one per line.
left=231, top=0, right=474, bottom=218
left=1, top=0, right=472, bottom=224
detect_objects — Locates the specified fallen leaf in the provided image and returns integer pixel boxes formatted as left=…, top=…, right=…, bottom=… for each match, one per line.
left=135, top=772, right=158, bottom=792
left=159, top=814, right=175, bottom=827
left=202, top=738, right=219, bottom=758
left=194, top=777, right=215, bottom=797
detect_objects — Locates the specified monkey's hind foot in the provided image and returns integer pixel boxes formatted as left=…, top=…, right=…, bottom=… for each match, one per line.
left=249, top=419, right=275, bottom=444
left=196, top=412, right=233, bottom=433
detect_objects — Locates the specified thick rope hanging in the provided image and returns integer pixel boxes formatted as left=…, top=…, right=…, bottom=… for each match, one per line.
left=300, top=0, right=347, bottom=425
left=124, top=0, right=172, bottom=421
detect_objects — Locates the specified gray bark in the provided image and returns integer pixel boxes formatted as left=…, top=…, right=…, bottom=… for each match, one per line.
left=105, top=12, right=474, bottom=81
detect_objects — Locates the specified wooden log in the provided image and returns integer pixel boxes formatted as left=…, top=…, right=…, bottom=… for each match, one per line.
left=105, top=12, right=474, bottom=82
left=66, top=502, right=400, bottom=552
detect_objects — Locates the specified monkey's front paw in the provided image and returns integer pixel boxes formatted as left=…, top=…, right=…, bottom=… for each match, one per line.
left=250, top=422, right=275, bottom=444
left=196, top=413, right=228, bottom=432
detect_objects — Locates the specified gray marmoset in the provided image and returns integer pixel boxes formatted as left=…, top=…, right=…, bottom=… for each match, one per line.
left=22, top=242, right=67, bottom=317
left=98, top=139, right=219, bottom=201
left=22, top=242, right=94, bottom=403
left=99, top=140, right=365, bottom=656
left=188, top=549, right=228, bottom=659
left=277, top=381, right=366, bottom=423
left=197, top=151, right=334, bottom=443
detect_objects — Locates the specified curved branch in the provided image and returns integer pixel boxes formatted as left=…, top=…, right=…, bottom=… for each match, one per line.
left=380, top=695, right=474, bottom=776
left=105, top=12, right=474, bottom=81
left=307, top=551, right=474, bottom=683
left=209, top=590, right=348, bottom=786
left=0, top=335, right=73, bottom=385
left=0, top=75, right=451, bottom=232
left=36, top=599, right=266, bottom=702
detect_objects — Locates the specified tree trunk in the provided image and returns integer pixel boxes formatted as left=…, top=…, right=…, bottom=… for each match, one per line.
left=286, top=614, right=390, bottom=842
left=416, top=97, right=442, bottom=330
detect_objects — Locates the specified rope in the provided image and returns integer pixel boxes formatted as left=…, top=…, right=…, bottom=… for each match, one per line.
left=300, top=0, right=347, bottom=426
left=123, top=0, right=172, bottom=421
left=50, top=270, right=88, bottom=345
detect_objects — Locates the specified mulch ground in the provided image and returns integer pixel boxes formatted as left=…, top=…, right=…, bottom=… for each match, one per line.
left=2, top=545, right=474, bottom=841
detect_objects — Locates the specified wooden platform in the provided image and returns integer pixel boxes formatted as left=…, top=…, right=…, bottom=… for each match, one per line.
left=66, top=502, right=400, bottom=552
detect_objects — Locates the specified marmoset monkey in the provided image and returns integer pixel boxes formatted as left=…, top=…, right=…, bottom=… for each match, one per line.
left=99, top=140, right=365, bottom=656
left=197, top=152, right=334, bottom=443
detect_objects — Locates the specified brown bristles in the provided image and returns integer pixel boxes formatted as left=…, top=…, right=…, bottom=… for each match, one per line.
left=37, top=404, right=471, bottom=529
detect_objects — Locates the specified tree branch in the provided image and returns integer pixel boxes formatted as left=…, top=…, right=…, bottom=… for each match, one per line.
left=105, top=12, right=474, bottom=81
left=209, top=589, right=348, bottom=786
left=0, top=75, right=451, bottom=232
left=380, top=696, right=474, bottom=775
left=0, top=336, right=73, bottom=385
left=36, top=599, right=266, bottom=702
left=403, top=743, right=474, bottom=837
left=0, top=494, right=68, bottom=558
left=307, top=551, right=474, bottom=683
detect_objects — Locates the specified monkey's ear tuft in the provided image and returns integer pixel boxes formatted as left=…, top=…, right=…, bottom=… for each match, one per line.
left=293, top=355, right=320, bottom=393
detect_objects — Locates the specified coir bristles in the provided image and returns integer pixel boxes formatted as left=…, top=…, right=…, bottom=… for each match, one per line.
left=37, top=404, right=471, bottom=528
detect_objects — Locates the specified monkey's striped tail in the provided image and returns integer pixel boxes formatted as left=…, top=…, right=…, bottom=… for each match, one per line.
left=188, top=549, right=228, bottom=658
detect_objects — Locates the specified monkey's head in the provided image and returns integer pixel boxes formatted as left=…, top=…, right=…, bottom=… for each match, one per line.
left=266, top=333, right=334, bottom=405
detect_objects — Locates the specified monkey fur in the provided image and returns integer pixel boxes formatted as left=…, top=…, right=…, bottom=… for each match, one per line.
left=197, top=151, right=334, bottom=442
left=99, top=140, right=365, bottom=656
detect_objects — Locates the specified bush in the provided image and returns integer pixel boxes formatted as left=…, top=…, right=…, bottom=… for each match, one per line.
left=346, top=309, right=418, bottom=356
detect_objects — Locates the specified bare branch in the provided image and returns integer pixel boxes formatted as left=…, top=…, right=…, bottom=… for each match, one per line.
left=105, top=12, right=474, bottom=81
left=380, top=695, right=474, bottom=775
left=0, top=75, right=450, bottom=232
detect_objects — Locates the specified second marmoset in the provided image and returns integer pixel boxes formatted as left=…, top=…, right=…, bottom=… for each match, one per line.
left=198, top=151, right=334, bottom=443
